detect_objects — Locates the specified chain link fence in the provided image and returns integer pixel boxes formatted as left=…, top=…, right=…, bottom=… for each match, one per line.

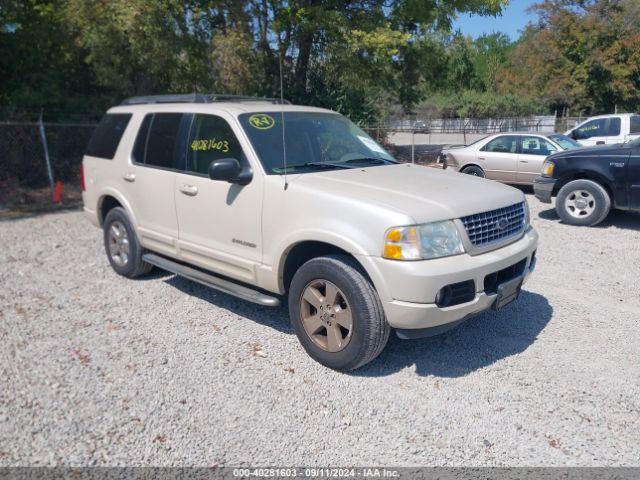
left=0, top=112, right=586, bottom=206
left=364, top=115, right=586, bottom=165
left=0, top=119, right=97, bottom=190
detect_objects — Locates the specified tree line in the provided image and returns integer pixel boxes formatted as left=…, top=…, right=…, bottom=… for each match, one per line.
left=1, top=0, right=638, bottom=124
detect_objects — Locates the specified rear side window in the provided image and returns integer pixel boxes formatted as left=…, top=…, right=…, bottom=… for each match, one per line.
left=132, top=114, right=152, bottom=164
left=607, top=117, right=621, bottom=136
left=630, top=116, right=640, bottom=134
left=482, top=136, right=519, bottom=153
left=145, top=113, right=184, bottom=169
left=86, top=113, right=132, bottom=159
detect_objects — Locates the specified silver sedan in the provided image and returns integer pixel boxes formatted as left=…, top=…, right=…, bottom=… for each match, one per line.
left=441, top=132, right=581, bottom=185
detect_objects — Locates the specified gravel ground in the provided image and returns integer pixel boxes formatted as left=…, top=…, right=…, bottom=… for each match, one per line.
left=1, top=192, right=639, bottom=466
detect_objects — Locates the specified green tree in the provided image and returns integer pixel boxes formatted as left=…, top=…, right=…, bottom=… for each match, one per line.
left=498, top=0, right=640, bottom=114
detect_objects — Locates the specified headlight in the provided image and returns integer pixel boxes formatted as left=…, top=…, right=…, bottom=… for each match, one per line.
left=383, top=221, right=465, bottom=260
left=541, top=160, right=554, bottom=176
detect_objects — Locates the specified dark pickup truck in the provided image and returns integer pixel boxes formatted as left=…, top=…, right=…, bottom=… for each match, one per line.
left=534, top=137, right=640, bottom=226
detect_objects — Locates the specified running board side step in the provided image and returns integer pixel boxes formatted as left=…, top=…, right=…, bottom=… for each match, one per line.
left=142, top=253, right=280, bottom=307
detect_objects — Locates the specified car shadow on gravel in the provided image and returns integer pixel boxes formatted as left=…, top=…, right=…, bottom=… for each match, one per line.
left=354, top=291, right=552, bottom=378
left=538, top=207, right=640, bottom=231
left=164, top=275, right=292, bottom=334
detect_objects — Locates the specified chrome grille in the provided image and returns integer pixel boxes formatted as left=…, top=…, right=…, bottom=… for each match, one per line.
left=461, top=202, right=526, bottom=247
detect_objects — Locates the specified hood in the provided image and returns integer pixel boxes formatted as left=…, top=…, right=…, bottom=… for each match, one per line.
left=291, top=164, right=524, bottom=224
left=549, top=143, right=627, bottom=159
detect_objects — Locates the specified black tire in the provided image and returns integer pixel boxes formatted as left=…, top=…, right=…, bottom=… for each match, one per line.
left=555, top=179, right=611, bottom=226
left=461, top=165, right=485, bottom=177
left=288, top=254, right=390, bottom=371
left=103, top=207, right=153, bottom=278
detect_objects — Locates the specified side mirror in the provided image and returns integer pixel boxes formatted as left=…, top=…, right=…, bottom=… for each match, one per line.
left=208, top=158, right=252, bottom=185
left=569, top=130, right=579, bottom=140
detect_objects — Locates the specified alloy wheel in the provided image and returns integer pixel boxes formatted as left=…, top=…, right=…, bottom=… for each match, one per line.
left=299, top=279, right=353, bottom=352
left=107, top=220, right=130, bottom=267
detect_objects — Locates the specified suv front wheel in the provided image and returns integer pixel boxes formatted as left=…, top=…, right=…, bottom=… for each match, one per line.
left=103, top=207, right=153, bottom=278
left=556, top=179, right=611, bottom=226
left=288, top=254, right=390, bottom=371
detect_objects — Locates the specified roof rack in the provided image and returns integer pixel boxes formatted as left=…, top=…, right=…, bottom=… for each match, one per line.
left=120, top=93, right=290, bottom=106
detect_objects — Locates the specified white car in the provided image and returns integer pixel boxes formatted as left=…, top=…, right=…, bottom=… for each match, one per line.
left=441, top=132, right=581, bottom=185
left=565, top=113, right=640, bottom=146
left=82, top=94, right=538, bottom=370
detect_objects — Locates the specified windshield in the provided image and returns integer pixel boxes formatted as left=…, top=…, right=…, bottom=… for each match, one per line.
left=547, top=134, right=581, bottom=150
left=238, top=112, right=396, bottom=174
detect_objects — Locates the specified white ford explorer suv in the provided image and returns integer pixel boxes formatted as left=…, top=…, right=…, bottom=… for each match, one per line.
left=82, top=94, right=538, bottom=370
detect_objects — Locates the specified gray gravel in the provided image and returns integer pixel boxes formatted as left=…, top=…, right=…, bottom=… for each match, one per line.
left=1, top=193, right=639, bottom=466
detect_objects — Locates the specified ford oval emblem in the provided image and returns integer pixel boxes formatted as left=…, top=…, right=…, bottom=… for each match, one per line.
left=496, top=218, right=508, bottom=231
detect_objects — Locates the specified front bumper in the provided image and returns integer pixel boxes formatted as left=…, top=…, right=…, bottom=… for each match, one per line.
left=533, top=176, right=556, bottom=203
left=368, top=227, right=538, bottom=333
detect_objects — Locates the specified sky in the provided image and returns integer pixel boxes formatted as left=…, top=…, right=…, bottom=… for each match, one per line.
left=451, top=0, right=539, bottom=40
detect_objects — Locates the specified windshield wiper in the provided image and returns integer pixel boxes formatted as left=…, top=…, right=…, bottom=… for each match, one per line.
left=344, top=157, right=398, bottom=165
left=274, top=162, right=353, bottom=173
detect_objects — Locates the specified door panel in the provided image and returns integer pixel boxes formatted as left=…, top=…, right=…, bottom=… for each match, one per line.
left=478, top=136, right=519, bottom=182
left=628, top=148, right=640, bottom=209
left=126, top=113, right=183, bottom=256
left=517, top=136, right=557, bottom=184
left=175, top=113, right=263, bottom=282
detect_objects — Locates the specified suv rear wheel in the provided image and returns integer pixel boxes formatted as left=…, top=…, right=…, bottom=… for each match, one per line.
left=556, top=179, right=611, bottom=226
left=103, top=207, right=153, bottom=278
left=288, top=254, right=390, bottom=370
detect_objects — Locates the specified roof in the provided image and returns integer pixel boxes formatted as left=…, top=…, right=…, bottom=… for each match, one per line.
left=482, top=131, right=564, bottom=137
left=108, top=101, right=335, bottom=116
left=581, top=113, right=638, bottom=119
left=119, top=93, right=289, bottom=106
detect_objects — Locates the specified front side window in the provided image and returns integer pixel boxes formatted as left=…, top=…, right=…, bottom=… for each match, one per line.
left=238, top=112, right=396, bottom=174
left=574, top=119, right=606, bottom=139
left=86, top=113, right=132, bottom=159
left=186, top=114, right=244, bottom=175
left=521, top=136, right=557, bottom=156
left=482, top=136, right=519, bottom=153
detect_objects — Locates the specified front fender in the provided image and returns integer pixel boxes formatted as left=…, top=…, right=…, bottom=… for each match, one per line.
left=267, top=230, right=392, bottom=302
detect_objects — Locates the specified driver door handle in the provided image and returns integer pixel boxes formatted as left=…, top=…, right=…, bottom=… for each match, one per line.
left=123, top=172, right=136, bottom=182
left=179, top=184, right=198, bottom=196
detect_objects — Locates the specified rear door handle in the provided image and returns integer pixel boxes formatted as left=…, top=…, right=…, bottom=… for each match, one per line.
left=520, top=160, right=529, bottom=163
left=478, top=157, right=485, bottom=160
left=179, top=184, right=198, bottom=196
left=123, top=173, right=136, bottom=182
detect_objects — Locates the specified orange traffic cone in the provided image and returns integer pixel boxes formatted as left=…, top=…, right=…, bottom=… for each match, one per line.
left=53, top=181, right=63, bottom=203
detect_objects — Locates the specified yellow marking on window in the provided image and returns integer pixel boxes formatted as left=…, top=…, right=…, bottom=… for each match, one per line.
left=248, top=114, right=275, bottom=130
left=190, top=139, right=230, bottom=153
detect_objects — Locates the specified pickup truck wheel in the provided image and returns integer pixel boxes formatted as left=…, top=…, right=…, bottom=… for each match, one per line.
left=103, top=207, right=153, bottom=278
left=461, top=165, right=485, bottom=177
left=556, top=179, right=611, bottom=226
left=288, top=254, right=390, bottom=371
